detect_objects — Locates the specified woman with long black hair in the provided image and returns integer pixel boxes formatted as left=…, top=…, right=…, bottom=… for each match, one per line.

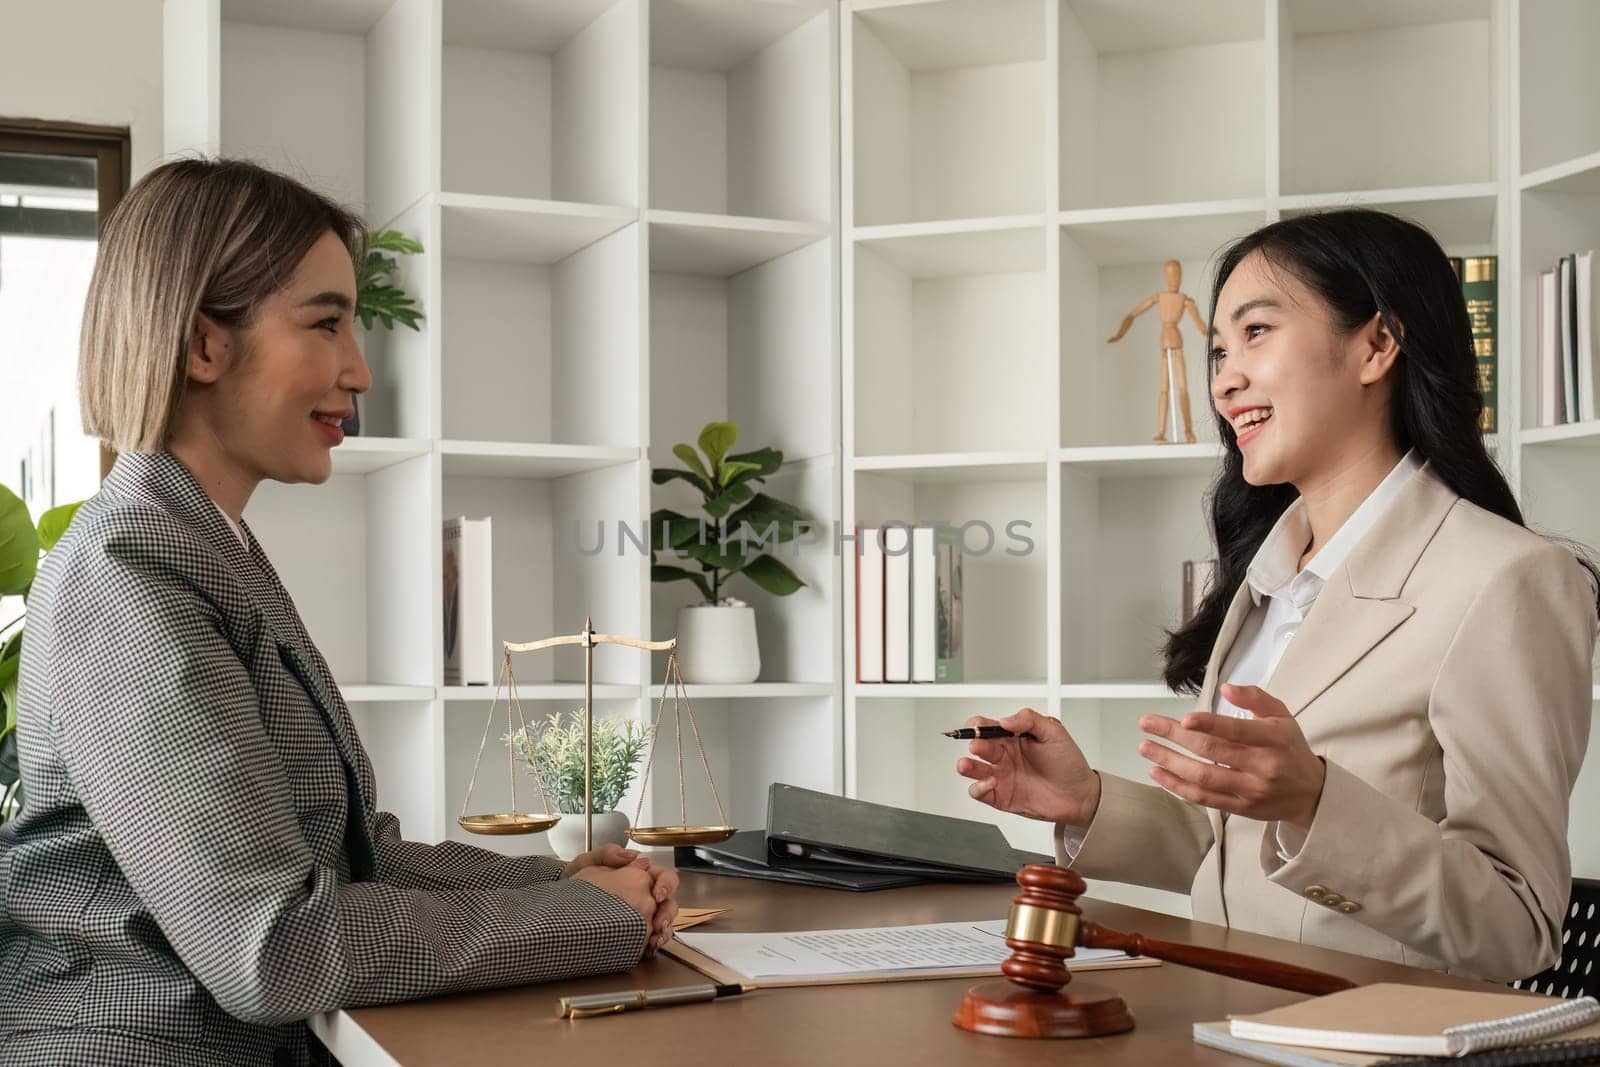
left=956, top=209, right=1599, bottom=982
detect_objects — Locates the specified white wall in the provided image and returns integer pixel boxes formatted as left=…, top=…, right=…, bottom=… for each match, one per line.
left=0, top=0, right=165, bottom=177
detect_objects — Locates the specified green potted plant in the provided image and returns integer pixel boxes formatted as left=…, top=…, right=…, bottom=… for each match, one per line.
left=0, top=485, right=84, bottom=823
left=345, top=228, right=424, bottom=436
left=650, top=421, right=810, bottom=684
left=509, top=710, right=648, bottom=859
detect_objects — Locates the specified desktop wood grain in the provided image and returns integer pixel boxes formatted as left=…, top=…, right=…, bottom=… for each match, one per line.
left=339, top=871, right=1491, bottom=1066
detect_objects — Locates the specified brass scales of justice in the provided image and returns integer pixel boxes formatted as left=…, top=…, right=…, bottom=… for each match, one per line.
left=457, top=618, right=738, bottom=853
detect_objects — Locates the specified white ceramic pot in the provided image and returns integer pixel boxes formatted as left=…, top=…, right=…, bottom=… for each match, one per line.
left=548, top=810, right=632, bottom=861
left=675, top=604, right=760, bottom=684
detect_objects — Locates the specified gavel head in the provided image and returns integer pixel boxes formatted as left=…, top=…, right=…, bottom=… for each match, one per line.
left=999, top=864, right=1087, bottom=993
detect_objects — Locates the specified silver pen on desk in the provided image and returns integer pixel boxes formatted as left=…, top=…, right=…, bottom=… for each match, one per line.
left=557, top=982, right=747, bottom=1019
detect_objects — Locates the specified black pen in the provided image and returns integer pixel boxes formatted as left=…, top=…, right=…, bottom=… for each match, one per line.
left=943, top=726, right=1038, bottom=742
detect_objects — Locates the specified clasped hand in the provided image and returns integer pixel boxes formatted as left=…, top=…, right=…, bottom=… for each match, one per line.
left=562, top=844, right=679, bottom=956
left=1139, top=684, right=1327, bottom=831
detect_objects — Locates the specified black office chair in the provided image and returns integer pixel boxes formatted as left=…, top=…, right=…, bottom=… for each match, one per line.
left=1511, top=877, right=1600, bottom=999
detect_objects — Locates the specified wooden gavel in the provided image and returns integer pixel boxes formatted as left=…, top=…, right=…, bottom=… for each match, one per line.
left=954, top=864, right=1357, bottom=1039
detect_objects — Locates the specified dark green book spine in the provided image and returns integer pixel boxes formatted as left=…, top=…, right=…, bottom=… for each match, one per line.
left=1461, top=256, right=1498, bottom=434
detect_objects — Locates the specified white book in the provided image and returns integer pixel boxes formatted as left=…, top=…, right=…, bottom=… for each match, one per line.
left=1539, top=268, right=1561, bottom=427
left=856, top=527, right=884, bottom=683
left=443, top=516, right=494, bottom=686
left=1578, top=249, right=1597, bottom=423
left=911, top=526, right=936, bottom=682
left=1562, top=254, right=1578, bottom=423
left=882, top=525, right=911, bottom=684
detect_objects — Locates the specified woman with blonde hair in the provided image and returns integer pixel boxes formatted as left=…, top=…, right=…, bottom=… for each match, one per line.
left=0, top=158, right=677, bottom=1067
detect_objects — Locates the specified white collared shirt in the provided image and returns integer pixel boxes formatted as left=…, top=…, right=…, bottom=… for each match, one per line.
left=211, top=499, right=247, bottom=547
left=1058, top=449, right=1422, bottom=864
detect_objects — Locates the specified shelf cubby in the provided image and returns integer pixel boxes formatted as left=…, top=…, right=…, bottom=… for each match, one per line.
left=1519, top=0, right=1600, bottom=178
left=1058, top=0, right=1266, bottom=210
left=1517, top=178, right=1600, bottom=431
left=442, top=0, right=639, bottom=206
left=440, top=460, right=647, bottom=687
left=854, top=464, right=1049, bottom=686
left=219, top=0, right=431, bottom=225
left=1059, top=212, right=1262, bottom=448
left=852, top=225, right=1052, bottom=456
left=649, top=0, right=832, bottom=223
left=439, top=217, right=641, bottom=447
left=850, top=0, right=1048, bottom=226
left=1060, top=465, right=1214, bottom=687
left=1278, top=0, right=1495, bottom=196
left=246, top=455, right=436, bottom=689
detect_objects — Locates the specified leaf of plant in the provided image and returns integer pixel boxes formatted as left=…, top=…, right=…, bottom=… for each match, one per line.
left=677, top=538, right=748, bottom=573
left=701, top=481, right=755, bottom=521
left=0, top=484, right=40, bottom=597
left=697, top=421, right=739, bottom=469
left=650, top=564, right=714, bottom=602
left=647, top=508, right=705, bottom=553
left=724, top=446, right=782, bottom=477
left=727, top=493, right=809, bottom=543
left=671, top=444, right=714, bottom=489
left=718, top=460, right=762, bottom=487
left=651, top=467, right=714, bottom=495
left=0, top=727, right=16, bottom=786
left=367, top=229, right=424, bottom=255
left=738, top=553, right=805, bottom=597
left=36, top=500, right=84, bottom=551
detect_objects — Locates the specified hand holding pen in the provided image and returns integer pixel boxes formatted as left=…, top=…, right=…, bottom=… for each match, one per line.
left=951, top=709, right=1103, bottom=827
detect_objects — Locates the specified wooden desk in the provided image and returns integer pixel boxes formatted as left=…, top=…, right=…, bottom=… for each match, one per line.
left=313, top=872, right=1489, bottom=1066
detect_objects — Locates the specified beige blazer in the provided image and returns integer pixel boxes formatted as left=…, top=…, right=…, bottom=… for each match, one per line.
left=1062, top=462, right=1597, bottom=982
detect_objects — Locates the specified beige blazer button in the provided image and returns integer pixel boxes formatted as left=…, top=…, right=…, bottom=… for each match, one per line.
left=1304, top=884, right=1329, bottom=902
left=1321, top=892, right=1346, bottom=907
left=1336, top=900, right=1362, bottom=914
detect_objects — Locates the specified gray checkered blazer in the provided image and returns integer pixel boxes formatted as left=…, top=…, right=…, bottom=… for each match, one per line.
left=0, top=451, right=647, bottom=1066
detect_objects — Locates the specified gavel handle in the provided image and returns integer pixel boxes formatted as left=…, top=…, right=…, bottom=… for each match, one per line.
left=1078, top=921, right=1357, bottom=997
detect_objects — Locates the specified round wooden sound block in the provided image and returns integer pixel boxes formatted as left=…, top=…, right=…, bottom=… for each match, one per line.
left=953, top=979, right=1135, bottom=1039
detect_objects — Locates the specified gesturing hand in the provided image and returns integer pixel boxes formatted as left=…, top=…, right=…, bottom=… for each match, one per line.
left=1139, top=683, right=1327, bottom=830
left=954, top=708, right=1101, bottom=826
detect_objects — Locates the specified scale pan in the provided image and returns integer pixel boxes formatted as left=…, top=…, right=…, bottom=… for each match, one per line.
left=629, top=825, right=737, bottom=846
left=458, top=813, right=560, bottom=836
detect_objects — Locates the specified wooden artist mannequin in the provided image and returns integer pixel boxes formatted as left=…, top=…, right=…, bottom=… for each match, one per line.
left=1108, top=259, right=1206, bottom=443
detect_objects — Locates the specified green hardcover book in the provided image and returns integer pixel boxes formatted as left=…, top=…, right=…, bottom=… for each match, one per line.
left=935, top=531, right=963, bottom=683
left=1461, top=255, right=1498, bottom=434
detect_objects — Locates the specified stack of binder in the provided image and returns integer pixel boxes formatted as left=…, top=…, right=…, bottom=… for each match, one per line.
left=675, top=783, right=1052, bottom=891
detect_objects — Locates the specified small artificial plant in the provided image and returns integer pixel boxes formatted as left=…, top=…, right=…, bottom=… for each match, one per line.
left=0, top=485, right=84, bottom=823
left=509, top=710, right=648, bottom=815
left=356, top=229, right=425, bottom=332
left=649, top=421, right=809, bottom=604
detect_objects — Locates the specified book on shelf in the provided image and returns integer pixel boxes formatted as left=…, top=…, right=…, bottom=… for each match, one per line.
left=882, top=525, right=911, bottom=683
left=1451, top=255, right=1499, bottom=434
left=442, top=515, right=493, bottom=686
left=911, top=526, right=963, bottom=683
left=856, top=525, right=885, bottom=683
left=1533, top=248, right=1600, bottom=427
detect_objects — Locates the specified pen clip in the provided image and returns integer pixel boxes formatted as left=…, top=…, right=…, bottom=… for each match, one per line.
left=566, top=1002, right=630, bottom=1020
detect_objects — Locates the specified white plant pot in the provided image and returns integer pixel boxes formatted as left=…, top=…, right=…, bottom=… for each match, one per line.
left=675, top=604, right=760, bottom=684
left=548, top=810, right=631, bottom=861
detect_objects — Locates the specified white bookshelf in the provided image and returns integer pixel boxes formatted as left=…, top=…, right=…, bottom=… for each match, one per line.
left=165, top=0, right=841, bottom=852
left=842, top=0, right=1600, bottom=916
left=165, top=0, right=1600, bottom=916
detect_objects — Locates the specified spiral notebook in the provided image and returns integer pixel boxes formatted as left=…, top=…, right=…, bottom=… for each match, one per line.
left=1195, top=983, right=1600, bottom=1065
